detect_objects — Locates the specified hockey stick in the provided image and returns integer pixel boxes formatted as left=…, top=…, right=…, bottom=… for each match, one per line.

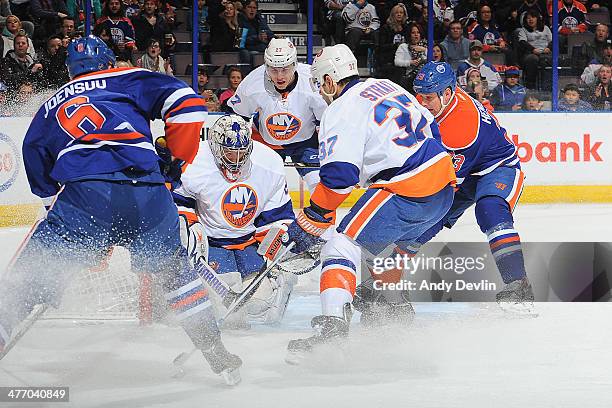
left=283, top=162, right=320, bottom=169
left=171, top=242, right=296, bottom=375
left=0, top=304, right=48, bottom=362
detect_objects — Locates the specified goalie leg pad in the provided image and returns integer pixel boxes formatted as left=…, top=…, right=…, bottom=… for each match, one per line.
left=245, top=270, right=298, bottom=324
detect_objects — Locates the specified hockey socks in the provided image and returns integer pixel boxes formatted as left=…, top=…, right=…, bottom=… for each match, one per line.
left=475, top=197, right=527, bottom=284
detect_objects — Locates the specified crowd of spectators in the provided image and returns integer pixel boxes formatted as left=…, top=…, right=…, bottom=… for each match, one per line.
left=0, top=0, right=610, bottom=114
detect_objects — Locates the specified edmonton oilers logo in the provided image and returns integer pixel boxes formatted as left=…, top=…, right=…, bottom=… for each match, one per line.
left=0, top=132, right=20, bottom=193
left=265, top=112, right=302, bottom=141
left=221, top=184, right=258, bottom=228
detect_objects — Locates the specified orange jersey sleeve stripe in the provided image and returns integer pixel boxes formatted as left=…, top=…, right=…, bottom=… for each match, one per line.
left=507, top=170, right=525, bottom=211
left=80, top=131, right=144, bottom=142
left=170, top=289, right=208, bottom=310
left=370, top=155, right=456, bottom=198
left=164, top=122, right=203, bottom=163
left=164, top=98, right=207, bottom=120
left=310, top=183, right=351, bottom=211
left=344, top=189, right=393, bottom=239
left=178, top=210, right=198, bottom=225
left=320, top=268, right=357, bottom=295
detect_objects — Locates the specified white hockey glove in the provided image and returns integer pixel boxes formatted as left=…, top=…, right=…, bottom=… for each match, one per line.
left=179, top=213, right=209, bottom=266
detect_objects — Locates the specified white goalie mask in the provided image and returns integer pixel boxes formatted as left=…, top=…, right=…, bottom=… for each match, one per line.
left=208, top=115, right=253, bottom=182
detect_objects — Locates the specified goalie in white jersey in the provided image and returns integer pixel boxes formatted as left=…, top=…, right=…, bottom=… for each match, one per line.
left=276, top=45, right=457, bottom=362
left=226, top=38, right=328, bottom=192
left=173, top=115, right=297, bottom=325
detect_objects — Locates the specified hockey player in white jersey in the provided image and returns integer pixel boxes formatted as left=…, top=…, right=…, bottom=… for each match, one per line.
left=226, top=38, right=328, bottom=193
left=272, top=45, right=457, bottom=361
left=173, top=115, right=298, bottom=326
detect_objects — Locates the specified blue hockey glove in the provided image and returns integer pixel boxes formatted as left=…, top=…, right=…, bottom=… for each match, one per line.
left=286, top=205, right=335, bottom=254
left=155, top=137, right=184, bottom=190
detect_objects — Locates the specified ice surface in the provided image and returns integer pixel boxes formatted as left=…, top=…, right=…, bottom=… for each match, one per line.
left=0, top=204, right=611, bottom=408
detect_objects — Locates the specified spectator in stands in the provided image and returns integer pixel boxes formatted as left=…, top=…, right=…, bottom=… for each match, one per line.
left=521, top=92, right=544, bottom=110
left=580, top=24, right=611, bottom=66
left=187, top=0, right=209, bottom=33
left=197, top=67, right=214, bottom=96
left=507, top=0, right=549, bottom=34
left=550, top=0, right=588, bottom=36
left=376, top=2, right=409, bottom=81
left=394, top=22, right=427, bottom=91
left=585, top=63, right=611, bottom=110
left=341, top=0, right=380, bottom=54
left=29, top=0, right=68, bottom=48
left=205, top=92, right=221, bottom=112
left=490, top=66, right=527, bottom=111
left=466, top=76, right=494, bottom=111
left=56, top=16, right=75, bottom=38
left=441, top=19, right=470, bottom=70
left=38, top=34, right=69, bottom=89
left=0, top=33, right=43, bottom=91
left=219, top=65, right=242, bottom=105
left=95, top=0, right=137, bottom=56
left=433, top=0, right=454, bottom=25
left=1, top=15, right=35, bottom=57
left=467, top=4, right=510, bottom=62
left=136, top=38, right=173, bottom=75
left=124, top=0, right=141, bottom=18
left=414, top=3, right=446, bottom=42
left=211, top=0, right=241, bottom=51
left=323, top=0, right=350, bottom=45
left=581, top=43, right=612, bottom=84
left=161, top=31, right=177, bottom=59
left=13, top=80, right=35, bottom=112
left=517, top=9, right=552, bottom=89
left=1, top=0, right=35, bottom=37
left=66, top=0, right=101, bottom=30
left=131, top=0, right=171, bottom=50
left=432, top=42, right=446, bottom=62
left=453, top=0, right=478, bottom=25
left=559, top=83, right=592, bottom=111
left=93, top=23, right=122, bottom=56
left=238, top=0, right=273, bottom=65
left=457, top=39, right=502, bottom=91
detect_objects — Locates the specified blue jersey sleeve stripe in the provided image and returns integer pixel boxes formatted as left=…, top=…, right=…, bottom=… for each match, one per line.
left=320, top=161, right=360, bottom=190
left=161, top=88, right=197, bottom=117
left=254, top=200, right=295, bottom=228
left=172, top=192, right=197, bottom=209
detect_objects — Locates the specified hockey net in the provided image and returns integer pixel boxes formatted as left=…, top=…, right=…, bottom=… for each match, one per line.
left=43, top=246, right=156, bottom=323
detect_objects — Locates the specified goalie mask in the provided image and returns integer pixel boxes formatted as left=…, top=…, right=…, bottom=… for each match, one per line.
left=209, top=115, right=253, bottom=182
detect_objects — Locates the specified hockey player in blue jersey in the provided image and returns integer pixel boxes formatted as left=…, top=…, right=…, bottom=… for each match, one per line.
left=0, top=36, right=242, bottom=384
left=410, top=62, right=534, bottom=311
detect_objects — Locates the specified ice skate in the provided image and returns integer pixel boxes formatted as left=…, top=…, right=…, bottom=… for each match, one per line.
left=286, top=310, right=350, bottom=365
left=353, top=278, right=415, bottom=328
left=202, top=339, right=243, bottom=385
left=496, top=277, right=537, bottom=316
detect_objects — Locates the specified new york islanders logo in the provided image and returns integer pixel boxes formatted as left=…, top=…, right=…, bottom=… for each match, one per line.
left=265, top=112, right=302, bottom=141
left=221, top=184, right=258, bottom=228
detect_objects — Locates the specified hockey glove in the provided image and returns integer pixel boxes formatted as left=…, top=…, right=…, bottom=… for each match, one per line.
left=155, top=136, right=184, bottom=190
left=286, top=205, right=334, bottom=254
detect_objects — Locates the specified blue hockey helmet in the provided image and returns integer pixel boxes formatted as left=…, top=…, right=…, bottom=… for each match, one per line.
left=66, top=35, right=116, bottom=79
left=413, top=61, right=456, bottom=96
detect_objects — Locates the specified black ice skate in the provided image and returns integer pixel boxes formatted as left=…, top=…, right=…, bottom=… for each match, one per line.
left=353, top=278, right=415, bottom=328
left=496, top=277, right=537, bottom=316
left=202, top=339, right=243, bottom=385
left=285, top=306, right=351, bottom=365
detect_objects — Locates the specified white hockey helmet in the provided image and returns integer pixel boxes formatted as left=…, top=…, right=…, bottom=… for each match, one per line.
left=264, top=37, right=298, bottom=68
left=208, top=115, right=253, bottom=181
left=310, top=44, right=358, bottom=91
